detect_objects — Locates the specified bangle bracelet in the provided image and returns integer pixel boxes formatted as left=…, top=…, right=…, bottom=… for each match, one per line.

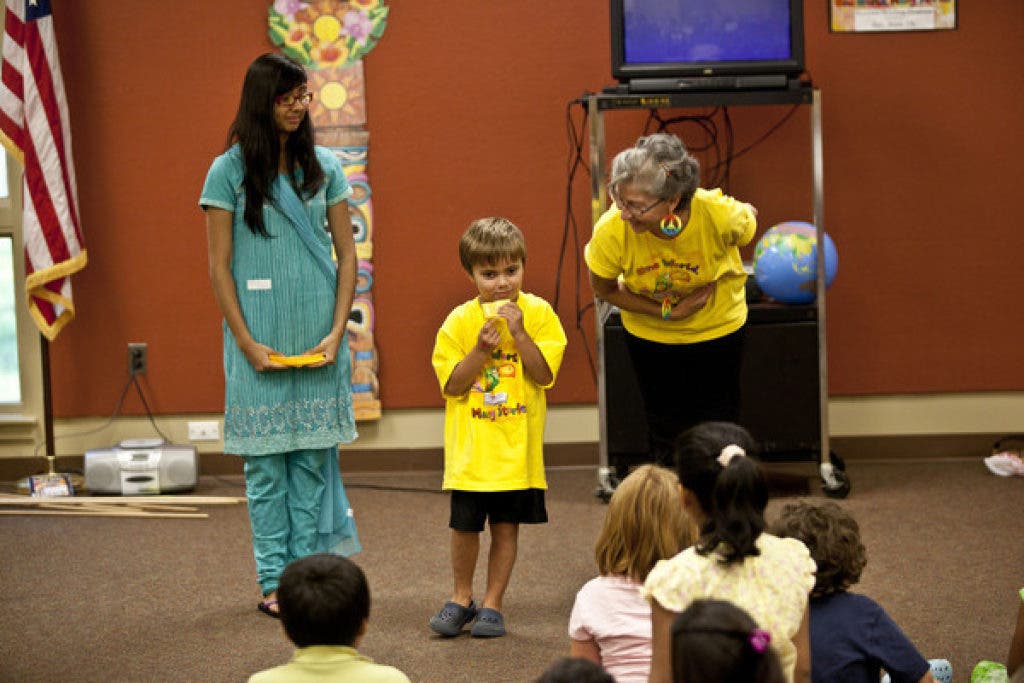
left=661, top=298, right=672, bottom=320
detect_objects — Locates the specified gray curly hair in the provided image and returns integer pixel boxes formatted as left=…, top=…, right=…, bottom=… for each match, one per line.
left=609, top=133, right=700, bottom=208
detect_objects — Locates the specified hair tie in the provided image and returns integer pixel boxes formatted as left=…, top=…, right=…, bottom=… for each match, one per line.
left=659, top=161, right=673, bottom=178
left=748, top=628, right=771, bottom=654
left=717, top=444, right=745, bottom=468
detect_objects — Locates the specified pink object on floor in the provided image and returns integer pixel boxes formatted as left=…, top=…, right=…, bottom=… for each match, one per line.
left=984, top=452, right=1024, bottom=477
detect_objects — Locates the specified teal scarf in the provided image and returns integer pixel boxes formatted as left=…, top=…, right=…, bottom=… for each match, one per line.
left=273, top=175, right=338, bottom=285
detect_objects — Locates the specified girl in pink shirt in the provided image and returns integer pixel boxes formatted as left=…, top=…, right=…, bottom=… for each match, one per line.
left=568, top=465, right=696, bottom=683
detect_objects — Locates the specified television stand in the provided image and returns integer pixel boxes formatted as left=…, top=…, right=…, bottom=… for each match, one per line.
left=585, top=85, right=850, bottom=500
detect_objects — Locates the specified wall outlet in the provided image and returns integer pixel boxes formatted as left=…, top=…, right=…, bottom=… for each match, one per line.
left=128, top=343, right=147, bottom=375
left=187, top=420, right=220, bottom=441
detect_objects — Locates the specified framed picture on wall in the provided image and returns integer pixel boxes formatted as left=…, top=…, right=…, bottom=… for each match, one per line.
left=830, top=0, right=957, bottom=33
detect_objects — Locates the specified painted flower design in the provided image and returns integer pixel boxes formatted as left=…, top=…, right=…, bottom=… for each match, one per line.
left=268, top=0, right=389, bottom=70
left=342, top=10, right=373, bottom=46
left=307, top=63, right=365, bottom=127
left=273, top=0, right=306, bottom=20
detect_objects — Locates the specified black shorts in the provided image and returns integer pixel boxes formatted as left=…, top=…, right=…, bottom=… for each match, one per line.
left=449, top=489, right=548, bottom=532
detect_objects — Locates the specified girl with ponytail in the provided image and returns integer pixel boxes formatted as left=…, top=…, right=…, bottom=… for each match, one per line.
left=642, top=422, right=815, bottom=683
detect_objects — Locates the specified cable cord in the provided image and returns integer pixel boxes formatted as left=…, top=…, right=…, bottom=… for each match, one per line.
left=553, top=95, right=597, bottom=383
left=33, top=371, right=172, bottom=458
left=551, top=95, right=800, bottom=388
left=646, top=103, right=798, bottom=193
left=704, top=103, right=800, bottom=177
left=344, top=482, right=445, bottom=494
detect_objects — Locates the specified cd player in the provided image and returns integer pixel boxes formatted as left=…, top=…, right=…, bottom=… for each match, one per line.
left=84, top=438, right=198, bottom=495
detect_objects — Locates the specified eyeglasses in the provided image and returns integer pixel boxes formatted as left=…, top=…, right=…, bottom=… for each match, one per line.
left=275, top=91, right=314, bottom=107
left=614, top=194, right=664, bottom=217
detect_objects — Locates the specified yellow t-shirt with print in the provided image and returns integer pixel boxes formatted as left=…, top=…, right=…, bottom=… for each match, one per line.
left=584, top=187, right=756, bottom=344
left=431, top=292, right=567, bottom=492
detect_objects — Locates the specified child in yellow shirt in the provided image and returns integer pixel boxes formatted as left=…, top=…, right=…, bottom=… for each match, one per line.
left=430, top=217, right=567, bottom=638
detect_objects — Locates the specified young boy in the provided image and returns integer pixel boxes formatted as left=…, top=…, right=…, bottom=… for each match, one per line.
left=771, top=501, right=950, bottom=683
left=248, top=554, right=410, bottom=683
left=429, top=217, right=568, bottom=638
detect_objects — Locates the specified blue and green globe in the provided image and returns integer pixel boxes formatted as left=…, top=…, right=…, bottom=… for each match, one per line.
left=753, top=221, right=838, bottom=304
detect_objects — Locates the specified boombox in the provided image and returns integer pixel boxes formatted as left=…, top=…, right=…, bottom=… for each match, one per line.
left=84, top=438, right=198, bottom=495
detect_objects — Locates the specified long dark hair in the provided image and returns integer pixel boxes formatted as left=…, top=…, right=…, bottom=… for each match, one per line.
left=674, top=422, right=767, bottom=564
left=226, top=53, right=324, bottom=237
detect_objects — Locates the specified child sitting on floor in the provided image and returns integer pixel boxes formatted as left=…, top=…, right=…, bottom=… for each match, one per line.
left=569, top=464, right=696, bottom=683
left=535, top=657, right=615, bottom=683
left=771, top=500, right=951, bottom=683
left=642, top=422, right=816, bottom=683
left=248, top=553, right=410, bottom=683
left=671, top=598, right=786, bottom=683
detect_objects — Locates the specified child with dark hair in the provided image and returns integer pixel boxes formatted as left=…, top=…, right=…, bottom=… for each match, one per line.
left=248, top=554, right=410, bottom=683
left=535, top=657, right=616, bottom=683
left=771, top=501, right=951, bottom=683
left=642, top=422, right=815, bottom=683
left=671, top=599, right=786, bottom=683
left=201, top=52, right=361, bottom=617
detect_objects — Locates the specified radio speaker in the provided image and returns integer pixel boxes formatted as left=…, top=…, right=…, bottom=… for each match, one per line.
left=84, top=440, right=198, bottom=495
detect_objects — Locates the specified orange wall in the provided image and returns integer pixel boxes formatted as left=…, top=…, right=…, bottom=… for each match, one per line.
left=47, top=2, right=1023, bottom=417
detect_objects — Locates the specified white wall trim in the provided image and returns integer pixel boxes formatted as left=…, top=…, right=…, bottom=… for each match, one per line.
left=828, top=392, right=1024, bottom=437
left=0, top=393, right=1020, bottom=459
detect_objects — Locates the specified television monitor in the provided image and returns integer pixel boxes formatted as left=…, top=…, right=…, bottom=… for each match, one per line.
left=610, top=0, right=805, bottom=92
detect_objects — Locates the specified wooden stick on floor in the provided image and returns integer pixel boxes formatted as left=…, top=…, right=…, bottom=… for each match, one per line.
left=34, top=501, right=202, bottom=514
left=0, top=509, right=209, bottom=519
left=0, top=495, right=243, bottom=506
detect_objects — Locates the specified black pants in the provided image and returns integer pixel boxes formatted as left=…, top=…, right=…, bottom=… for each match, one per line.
left=623, top=326, right=746, bottom=467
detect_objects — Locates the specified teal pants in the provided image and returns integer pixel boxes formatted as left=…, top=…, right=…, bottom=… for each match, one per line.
left=243, top=448, right=329, bottom=597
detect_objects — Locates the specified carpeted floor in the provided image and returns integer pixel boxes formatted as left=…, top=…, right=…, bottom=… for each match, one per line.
left=1, top=458, right=1021, bottom=682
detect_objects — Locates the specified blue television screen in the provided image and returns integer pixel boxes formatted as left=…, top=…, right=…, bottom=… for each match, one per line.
left=612, top=0, right=804, bottom=81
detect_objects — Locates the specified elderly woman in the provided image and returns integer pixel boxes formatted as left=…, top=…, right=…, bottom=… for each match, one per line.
left=584, top=133, right=757, bottom=467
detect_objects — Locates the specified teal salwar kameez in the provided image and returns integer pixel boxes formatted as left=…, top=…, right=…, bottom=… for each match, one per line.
left=201, top=145, right=360, bottom=596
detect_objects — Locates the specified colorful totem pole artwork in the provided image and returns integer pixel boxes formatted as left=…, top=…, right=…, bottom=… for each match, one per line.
left=268, top=0, right=388, bottom=420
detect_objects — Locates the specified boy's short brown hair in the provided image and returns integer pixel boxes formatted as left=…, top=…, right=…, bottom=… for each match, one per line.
left=770, top=500, right=867, bottom=598
left=458, top=217, right=527, bottom=273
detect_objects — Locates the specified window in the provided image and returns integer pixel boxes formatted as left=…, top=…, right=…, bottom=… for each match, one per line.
left=0, top=233, right=20, bottom=403
left=0, top=10, right=42, bottom=453
left=0, top=148, right=43, bottom=442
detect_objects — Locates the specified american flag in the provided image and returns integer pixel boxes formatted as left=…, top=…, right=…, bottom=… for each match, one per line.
left=0, top=0, right=85, bottom=340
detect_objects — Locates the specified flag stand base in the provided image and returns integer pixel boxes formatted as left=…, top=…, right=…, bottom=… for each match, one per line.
left=17, top=455, right=81, bottom=496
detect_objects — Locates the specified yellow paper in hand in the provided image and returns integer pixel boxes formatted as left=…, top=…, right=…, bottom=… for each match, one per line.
left=268, top=353, right=326, bottom=367
left=481, top=299, right=511, bottom=320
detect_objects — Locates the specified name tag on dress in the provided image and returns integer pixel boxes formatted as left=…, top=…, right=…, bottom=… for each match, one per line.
left=247, top=279, right=272, bottom=291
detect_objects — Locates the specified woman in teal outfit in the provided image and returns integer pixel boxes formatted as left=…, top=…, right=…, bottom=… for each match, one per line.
left=200, top=53, right=360, bottom=618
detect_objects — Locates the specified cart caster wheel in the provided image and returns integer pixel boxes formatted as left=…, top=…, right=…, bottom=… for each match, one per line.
left=594, top=467, right=620, bottom=503
left=828, top=450, right=846, bottom=472
left=820, top=461, right=851, bottom=499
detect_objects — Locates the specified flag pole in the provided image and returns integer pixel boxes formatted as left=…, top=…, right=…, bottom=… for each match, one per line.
left=18, top=333, right=73, bottom=494
left=39, top=333, right=56, bottom=471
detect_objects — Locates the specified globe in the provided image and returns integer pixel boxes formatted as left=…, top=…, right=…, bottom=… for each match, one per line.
left=753, top=221, right=838, bottom=304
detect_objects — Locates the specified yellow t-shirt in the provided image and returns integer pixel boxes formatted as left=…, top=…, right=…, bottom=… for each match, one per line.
left=584, top=187, right=756, bottom=344
left=247, top=645, right=411, bottom=683
left=642, top=534, right=816, bottom=683
left=431, top=292, right=567, bottom=491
